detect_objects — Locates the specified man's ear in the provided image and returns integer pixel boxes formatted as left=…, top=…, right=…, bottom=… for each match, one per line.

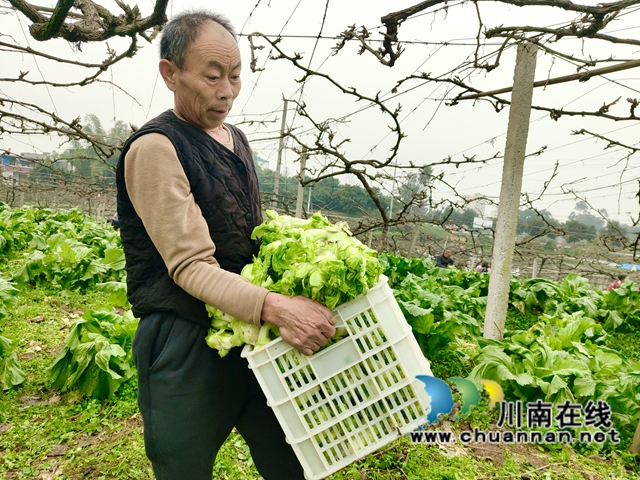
left=159, top=59, right=178, bottom=92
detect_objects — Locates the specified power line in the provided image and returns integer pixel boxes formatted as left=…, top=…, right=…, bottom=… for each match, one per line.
left=288, top=0, right=331, bottom=133
left=145, top=71, right=160, bottom=122
left=456, top=142, right=640, bottom=196
left=236, top=33, right=506, bottom=47
left=436, top=79, right=640, bottom=185
left=13, top=11, right=58, bottom=117
left=238, top=0, right=304, bottom=116
left=239, top=0, right=264, bottom=36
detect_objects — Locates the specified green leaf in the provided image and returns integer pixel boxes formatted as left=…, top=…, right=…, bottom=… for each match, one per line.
left=0, top=335, right=25, bottom=390
left=0, top=279, right=18, bottom=319
left=573, top=376, right=596, bottom=397
left=96, top=281, right=130, bottom=308
left=102, top=246, right=126, bottom=272
left=47, top=309, right=138, bottom=398
left=603, top=310, right=624, bottom=331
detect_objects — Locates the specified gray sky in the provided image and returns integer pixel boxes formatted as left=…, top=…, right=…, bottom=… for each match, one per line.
left=2, top=0, right=639, bottom=225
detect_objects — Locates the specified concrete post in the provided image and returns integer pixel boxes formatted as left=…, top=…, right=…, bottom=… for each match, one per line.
left=484, top=42, right=538, bottom=340
left=631, top=419, right=640, bottom=453
left=408, top=224, right=421, bottom=257
left=532, top=257, right=540, bottom=278
left=272, top=99, right=289, bottom=208
left=295, top=148, right=307, bottom=218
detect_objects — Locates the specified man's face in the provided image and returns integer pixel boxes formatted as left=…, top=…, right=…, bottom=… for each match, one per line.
left=165, top=21, right=241, bottom=131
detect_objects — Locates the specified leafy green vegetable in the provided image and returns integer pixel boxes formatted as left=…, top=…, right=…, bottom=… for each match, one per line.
left=0, top=204, right=120, bottom=257
left=205, top=305, right=262, bottom=357
left=0, top=334, right=25, bottom=390
left=600, top=280, right=640, bottom=331
left=380, top=254, right=484, bottom=364
left=0, top=204, right=124, bottom=291
left=468, top=312, right=640, bottom=428
left=242, top=210, right=382, bottom=309
left=13, top=237, right=125, bottom=291
left=0, top=278, right=18, bottom=320
left=509, top=273, right=640, bottom=332
left=206, top=211, right=381, bottom=356
left=48, top=309, right=139, bottom=399
left=96, top=280, right=130, bottom=308
left=381, top=252, right=640, bottom=429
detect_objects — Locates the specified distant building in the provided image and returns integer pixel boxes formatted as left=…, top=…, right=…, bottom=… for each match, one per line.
left=472, top=217, right=494, bottom=231
left=0, top=152, right=17, bottom=166
left=0, top=151, right=50, bottom=183
left=465, top=193, right=490, bottom=217
left=1, top=153, right=31, bottom=182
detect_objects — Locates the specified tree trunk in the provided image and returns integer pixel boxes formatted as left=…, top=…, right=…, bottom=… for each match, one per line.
left=631, top=419, right=640, bottom=454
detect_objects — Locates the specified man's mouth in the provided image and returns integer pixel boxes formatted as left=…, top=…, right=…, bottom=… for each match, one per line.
left=209, top=108, right=230, bottom=119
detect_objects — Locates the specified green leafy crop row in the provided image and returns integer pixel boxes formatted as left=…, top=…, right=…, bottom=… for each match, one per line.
left=381, top=253, right=640, bottom=435
left=1, top=204, right=125, bottom=291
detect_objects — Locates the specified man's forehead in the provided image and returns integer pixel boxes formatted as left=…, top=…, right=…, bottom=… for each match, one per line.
left=187, top=23, right=240, bottom=63
left=193, top=20, right=236, bottom=47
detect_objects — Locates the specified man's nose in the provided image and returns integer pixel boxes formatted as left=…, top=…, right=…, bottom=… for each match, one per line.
left=217, top=77, right=233, bottom=99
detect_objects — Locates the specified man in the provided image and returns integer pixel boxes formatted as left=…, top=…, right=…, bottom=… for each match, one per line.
left=115, top=11, right=335, bottom=480
left=435, top=250, right=455, bottom=268
left=607, top=274, right=627, bottom=292
left=475, top=261, right=490, bottom=273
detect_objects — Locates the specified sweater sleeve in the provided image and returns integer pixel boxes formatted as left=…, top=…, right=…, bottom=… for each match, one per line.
left=123, top=132, right=268, bottom=325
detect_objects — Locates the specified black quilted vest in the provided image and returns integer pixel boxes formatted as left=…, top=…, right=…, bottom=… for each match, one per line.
left=115, top=110, right=262, bottom=328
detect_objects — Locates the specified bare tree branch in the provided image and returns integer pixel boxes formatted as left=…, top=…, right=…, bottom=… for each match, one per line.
left=9, top=0, right=168, bottom=42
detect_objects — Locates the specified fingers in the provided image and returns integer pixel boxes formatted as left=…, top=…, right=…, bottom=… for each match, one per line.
left=306, top=332, right=329, bottom=349
left=273, top=295, right=339, bottom=356
left=300, top=296, right=336, bottom=325
left=294, top=339, right=321, bottom=357
left=318, top=321, right=336, bottom=339
left=316, top=304, right=335, bottom=325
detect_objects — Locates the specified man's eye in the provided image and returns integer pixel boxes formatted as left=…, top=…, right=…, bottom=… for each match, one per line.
left=207, top=76, right=219, bottom=81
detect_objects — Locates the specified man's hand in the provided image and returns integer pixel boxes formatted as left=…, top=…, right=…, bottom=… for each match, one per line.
left=261, top=293, right=336, bottom=356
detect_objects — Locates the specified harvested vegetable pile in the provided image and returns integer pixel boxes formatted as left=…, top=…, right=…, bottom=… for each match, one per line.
left=205, top=210, right=382, bottom=357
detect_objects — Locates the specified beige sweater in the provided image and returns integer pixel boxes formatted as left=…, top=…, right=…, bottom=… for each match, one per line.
left=123, top=130, right=269, bottom=326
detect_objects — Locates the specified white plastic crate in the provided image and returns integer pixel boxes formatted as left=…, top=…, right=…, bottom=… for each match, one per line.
left=241, top=276, right=433, bottom=480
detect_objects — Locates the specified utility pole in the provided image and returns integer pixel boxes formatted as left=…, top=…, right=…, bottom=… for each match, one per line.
left=272, top=99, right=289, bottom=208
left=531, top=257, right=540, bottom=278
left=484, top=42, right=538, bottom=340
left=295, top=147, right=308, bottom=218
left=408, top=224, right=421, bottom=257
left=388, top=159, right=398, bottom=218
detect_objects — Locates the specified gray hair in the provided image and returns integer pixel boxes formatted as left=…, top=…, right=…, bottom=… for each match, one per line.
left=160, top=11, right=237, bottom=70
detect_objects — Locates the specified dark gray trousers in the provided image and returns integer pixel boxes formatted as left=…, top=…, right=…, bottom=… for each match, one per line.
left=133, top=312, right=305, bottom=480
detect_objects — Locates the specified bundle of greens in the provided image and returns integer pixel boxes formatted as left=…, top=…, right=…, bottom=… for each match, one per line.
left=205, top=210, right=381, bottom=357
left=48, top=309, right=139, bottom=398
left=204, top=305, right=276, bottom=357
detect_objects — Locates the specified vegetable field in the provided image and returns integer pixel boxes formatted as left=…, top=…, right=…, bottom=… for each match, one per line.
left=1, top=204, right=639, bottom=480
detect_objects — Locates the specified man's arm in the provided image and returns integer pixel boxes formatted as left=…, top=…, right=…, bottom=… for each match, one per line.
left=124, top=133, right=269, bottom=325
left=125, top=133, right=335, bottom=354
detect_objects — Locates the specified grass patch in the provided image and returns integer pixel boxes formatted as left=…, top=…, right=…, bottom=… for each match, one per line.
left=1, top=285, right=639, bottom=479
